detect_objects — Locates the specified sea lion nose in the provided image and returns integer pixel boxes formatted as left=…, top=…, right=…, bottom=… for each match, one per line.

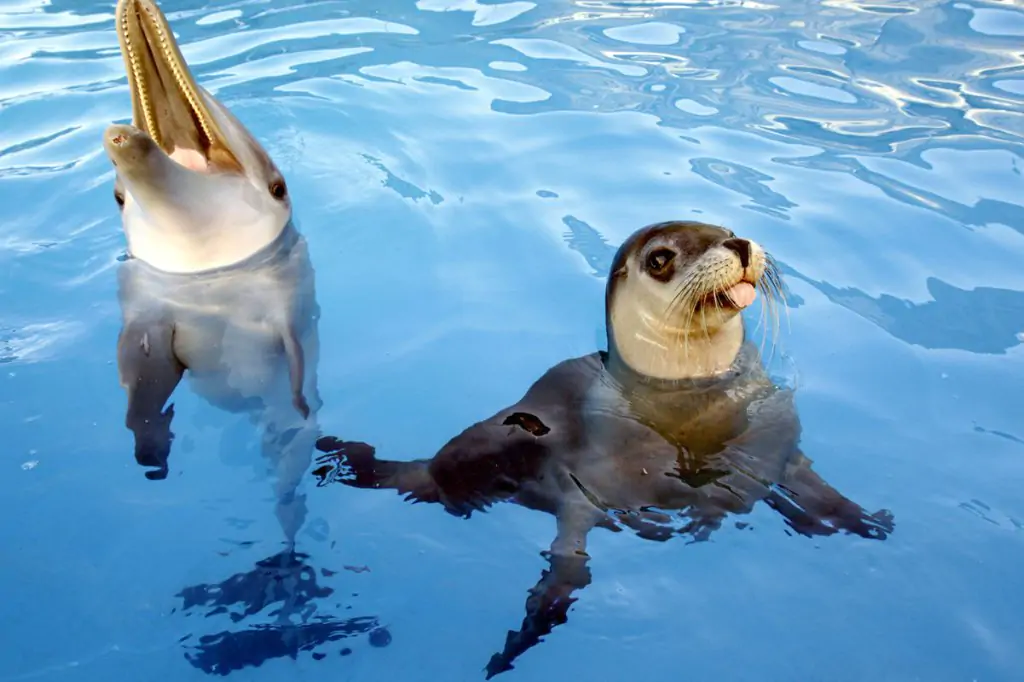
left=722, top=238, right=750, bottom=269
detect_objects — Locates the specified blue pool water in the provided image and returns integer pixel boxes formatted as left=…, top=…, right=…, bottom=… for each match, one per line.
left=2, top=0, right=1024, bottom=679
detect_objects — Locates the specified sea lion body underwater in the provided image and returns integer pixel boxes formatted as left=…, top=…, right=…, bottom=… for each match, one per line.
left=314, top=220, right=894, bottom=675
left=104, top=0, right=320, bottom=542
left=317, top=220, right=893, bottom=548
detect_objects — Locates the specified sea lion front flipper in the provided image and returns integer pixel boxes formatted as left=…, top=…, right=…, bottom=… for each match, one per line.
left=117, top=316, right=184, bottom=480
left=280, top=326, right=309, bottom=419
left=312, top=438, right=441, bottom=505
left=315, top=406, right=554, bottom=517
left=767, top=451, right=895, bottom=540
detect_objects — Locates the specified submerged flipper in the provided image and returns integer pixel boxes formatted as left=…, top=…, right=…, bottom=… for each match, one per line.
left=767, top=452, right=895, bottom=540
left=312, top=421, right=551, bottom=518
left=485, top=551, right=592, bottom=679
left=312, top=438, right=441, bottom=506
left=117, top=315, right=184, bottom=480
left=485, top=492, right=602, bottom=679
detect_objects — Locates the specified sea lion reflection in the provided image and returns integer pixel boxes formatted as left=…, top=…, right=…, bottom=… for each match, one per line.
left=312, top=220, right=895, bottom=677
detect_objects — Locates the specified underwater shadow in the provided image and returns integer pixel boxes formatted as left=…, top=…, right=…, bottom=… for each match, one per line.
left=175, top=549, right=388, bottom=675
left=782, top=266, right=1024, bottom=354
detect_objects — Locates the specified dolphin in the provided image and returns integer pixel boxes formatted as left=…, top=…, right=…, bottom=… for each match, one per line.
left=103, top=0, right=292, bottom=274
left=103, top=0, right=320, bottom=547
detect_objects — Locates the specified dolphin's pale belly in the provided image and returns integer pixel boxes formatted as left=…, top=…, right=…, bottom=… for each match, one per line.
left=173, top=311, right=304, bottom=415
left=117, top=226, right=319, bottom=421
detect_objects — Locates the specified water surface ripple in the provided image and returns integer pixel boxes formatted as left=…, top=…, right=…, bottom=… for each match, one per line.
left=1, top=0, right=1023, bottom=680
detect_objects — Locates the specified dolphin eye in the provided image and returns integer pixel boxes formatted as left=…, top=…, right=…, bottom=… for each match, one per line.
left=114, top=190, right=125, bottom=209
left=270, top=180, right=287, bottom=200
left=645, top=248, right=675, bottom=273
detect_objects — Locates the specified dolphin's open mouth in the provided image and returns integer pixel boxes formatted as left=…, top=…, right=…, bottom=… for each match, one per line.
left=115, top=0, right=240, bottom=173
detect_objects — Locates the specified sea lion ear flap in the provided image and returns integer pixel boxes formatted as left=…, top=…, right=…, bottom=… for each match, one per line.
left=607, top=235, right=634, bottom=283
left=605, top=254, right=630, bottom=319
left=607, top=248, right=630, bottom=284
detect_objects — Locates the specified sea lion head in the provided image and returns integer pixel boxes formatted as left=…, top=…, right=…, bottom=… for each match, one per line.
left=605, top=220, right=783, bottom=380
left=102, top=0, right=291, bottom=274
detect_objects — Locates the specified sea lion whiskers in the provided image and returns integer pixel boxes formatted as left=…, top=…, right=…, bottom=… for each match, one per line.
left=750, top=268, right=773, bottom=360
left=765, top=259, right=782, bottom=362
left=676, top=263, right=723, bottom=367
left=664, top=260, right=734, bottom=351
left=753, top=254, right=786, bottom=366
left=665, top=267, right=704, bottom=365
left=753, top=261, right=780, bottom=363
left=668, top=248, right=784, bottom=365
left=707, top=262, right=735, bottom=341
left=652, top=262, right=714, bottom=378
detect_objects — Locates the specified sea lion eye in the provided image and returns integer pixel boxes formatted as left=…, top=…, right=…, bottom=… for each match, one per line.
left=114, top=190, right=125, bottom=209
left=645, top=248, right=675, bottom=272
left=270, top=180, right=287, bottom=200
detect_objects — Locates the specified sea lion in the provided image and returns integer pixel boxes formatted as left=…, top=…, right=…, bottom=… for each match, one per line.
left=105, top=0, right=320, bottom=545
left=312, top=220, right=895, bottom=677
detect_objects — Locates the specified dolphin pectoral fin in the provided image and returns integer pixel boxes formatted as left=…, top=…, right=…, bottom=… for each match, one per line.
left=117, top=316, right=184, bottom=480
left=280, top=326, right=309, bottom=419
left=767, top=451, right=895, bottom=540
left=485, top=518, right=595, bottom=679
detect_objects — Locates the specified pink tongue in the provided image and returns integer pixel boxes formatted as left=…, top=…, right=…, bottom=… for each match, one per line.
left=170, top=146, right=209, bottom=172
left=724, top=282, right=757, bottom=308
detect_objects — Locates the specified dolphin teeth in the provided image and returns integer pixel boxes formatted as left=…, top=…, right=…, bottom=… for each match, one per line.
left=115, top=0, right=224, bottom=161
